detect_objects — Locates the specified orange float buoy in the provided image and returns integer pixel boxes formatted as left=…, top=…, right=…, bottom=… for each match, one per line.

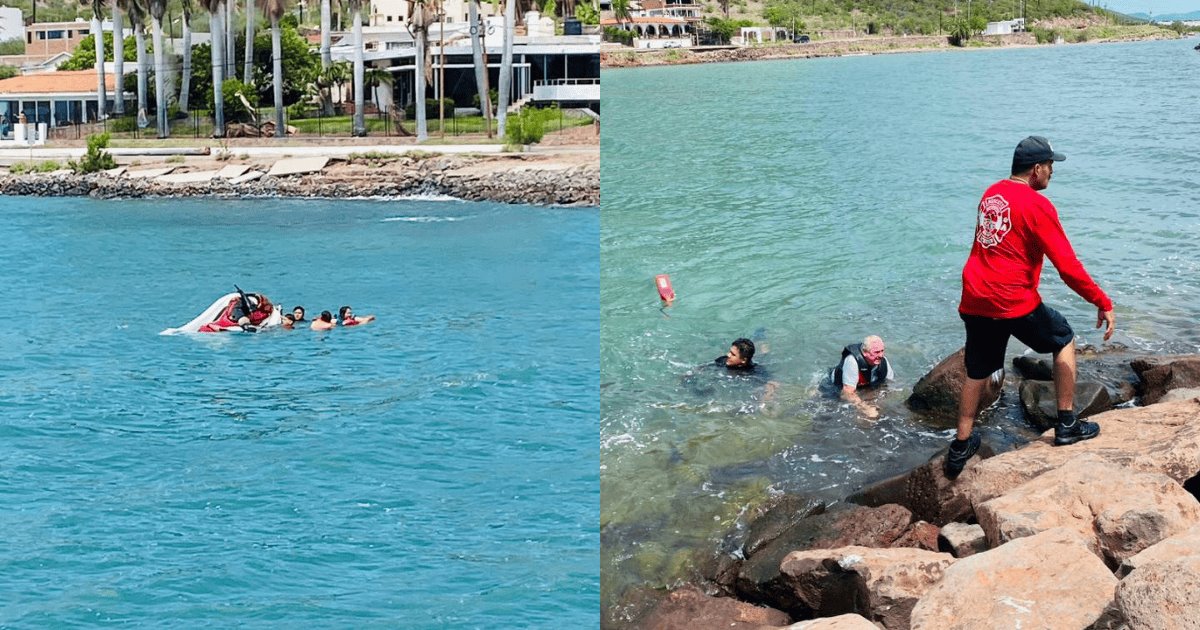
left=655, top=274, right=675, bottom=306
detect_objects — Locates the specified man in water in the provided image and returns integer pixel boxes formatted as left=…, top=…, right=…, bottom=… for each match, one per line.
left=311, top=310, right=336, bottom=331
left=830, top=335, right=894, bottom=420
left=945, top=136, right=1115, bottom=479
left=684, top=338, right=778, bottom=402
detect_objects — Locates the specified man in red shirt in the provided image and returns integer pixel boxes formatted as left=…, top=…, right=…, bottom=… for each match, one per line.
left=944, top=136, right=1116, bottom=479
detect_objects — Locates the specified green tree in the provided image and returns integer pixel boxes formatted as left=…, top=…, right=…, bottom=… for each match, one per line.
left=763, top=0, right=806, bottom=30
left=0, top=65, right=19, bottom=80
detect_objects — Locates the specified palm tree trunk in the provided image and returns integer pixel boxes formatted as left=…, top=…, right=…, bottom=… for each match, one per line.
left=92, top=14, right=107, bottom=121
left=180, top=16, right=193, bottom=112
left=320, top=0, right=331, bottom=69
left=415, top=20, right=427, bottom=141
left=243, top=0, right=255, bottom=85
left=212, top=4, right=226, bottom=137
left=352, top=6, right=365, bottom=136
left=226, top=0, right=236, bottom=78
left=152, top=16, right=168, bottom=137
left=498, top=0, right=514, bottom=136
left=469, top=0, right=492, bottom=137
left=272, top=16, right=284, bottom=138
left=114, top=6, right=126, bottom=115
left=135, top=24, right=148, bottom=121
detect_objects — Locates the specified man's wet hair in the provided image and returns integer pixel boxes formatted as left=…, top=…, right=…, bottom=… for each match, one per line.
left=732, top=338, right=755, bottom=362
left=319, top=310, right=333, bottom=322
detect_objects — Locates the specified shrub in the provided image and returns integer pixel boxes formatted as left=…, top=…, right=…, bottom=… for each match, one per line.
left=603, top=26, right=634, bottom=45
left=108, top=116, right=138, bottom=133
left=505, top=105, right=559, bottom=146
left=70, top=133, right=118, bottom=174
left=405, top=98, right=456, bottom=121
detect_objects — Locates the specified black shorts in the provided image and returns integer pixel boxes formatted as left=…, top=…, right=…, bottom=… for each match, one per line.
left=960, top=303, right=1074, bottom=379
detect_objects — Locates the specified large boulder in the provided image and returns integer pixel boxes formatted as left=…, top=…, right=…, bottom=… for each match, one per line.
left=779, top=546, right=954, bottom=630
left=1115, top=556, right=1200, bottom=630
left=909, top=528, right=1117, bottom=629
left=906, top=348, right=1003, bottom=419
left=636, top=585, right=792, bottom=630
left=1018, top=379, right=1113, bottom=430
left=847, top=443, right=997, bottom=526
left=975, top=454, right=1200, bottom=568
left=1160, top=387, right=1200, bottom=404
left=936, top=400, right=1200, bottom=525
left=730, top=504, right=915, bottom=617
left=1117, top=525, right=1200, bottom=578
left=1131, top=355, right=1200, bottom=404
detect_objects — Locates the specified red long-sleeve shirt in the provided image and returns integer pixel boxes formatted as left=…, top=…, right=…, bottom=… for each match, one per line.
left=960, top=179, right=1112, bottom=319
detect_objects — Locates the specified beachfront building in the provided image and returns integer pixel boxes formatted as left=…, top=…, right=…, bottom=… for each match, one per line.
left=0, top=70, right=128, bottom=136
left=600, top=15, right=692, bottom=48
left=368, top=0, right=502, bottom=26
left=983, top=18, right=1026, bottom=35
left=330, top=11, right=599, bottom=113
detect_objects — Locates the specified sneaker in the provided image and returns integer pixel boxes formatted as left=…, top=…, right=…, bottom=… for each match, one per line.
left=943, top=433, right=981, bottom=480
left=1054, top=419, right=1100, bottom=446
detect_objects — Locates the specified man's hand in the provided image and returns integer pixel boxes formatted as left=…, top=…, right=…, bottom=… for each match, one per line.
left=1096, top=308, right=1115, bottom=341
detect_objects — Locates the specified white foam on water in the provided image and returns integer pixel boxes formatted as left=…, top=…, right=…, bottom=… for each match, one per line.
left=382, top=215, right=470, bottom=223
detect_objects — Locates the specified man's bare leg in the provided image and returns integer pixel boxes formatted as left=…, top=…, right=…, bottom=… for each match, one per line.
left=956, top=376, right=988, bottom=441
left=1053, top=341, right=1076, bottom=413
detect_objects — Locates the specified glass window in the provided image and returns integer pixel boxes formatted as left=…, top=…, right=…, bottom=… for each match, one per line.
left=37, top=31, right=46, bottom=40
left=48, top=30, right=65, bottom=39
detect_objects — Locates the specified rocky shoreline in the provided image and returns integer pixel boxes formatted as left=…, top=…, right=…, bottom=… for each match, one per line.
left=601, top=30, right=1182, bottom=69
left=615, top=351, right=1200, bottom=629
left=0, top=152, right=599, bottom=207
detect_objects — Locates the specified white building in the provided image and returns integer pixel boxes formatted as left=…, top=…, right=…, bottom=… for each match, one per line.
left=368, top=0, right=503, bottom=27
left=983, top=18, right=1026, bottom=36
left=0, top=6, right=24, bottom=43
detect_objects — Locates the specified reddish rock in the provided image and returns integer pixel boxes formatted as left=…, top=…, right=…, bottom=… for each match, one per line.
left=1117, top=525, right=1200, bottom=578
left=774, top=614, right=880, bottom=629
left=975, top=454, right=1200, bottom=567
left=892, top=521, right=940, bottom=552
left=937, top=522, right=988, bottom=558
left=910, top=528, right=1116, bottom=629
left=1131, top=355, right=1200, bottom=404
left=731, top=505, right=914, bottom=617
left=1115, top=556, right=1200, bottom=630
left=906, top=347, right=1003, bottom=419
left=636, top=585, right=791, bottom=630
left=779, top=546, right=954, bottom=630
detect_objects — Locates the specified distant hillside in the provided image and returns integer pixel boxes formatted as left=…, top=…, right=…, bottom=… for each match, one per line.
left=1128, top=10, right=1200, bottom=21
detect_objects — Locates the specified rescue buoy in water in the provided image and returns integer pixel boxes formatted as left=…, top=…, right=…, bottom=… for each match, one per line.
left=655, top=274, right=675, bottom=305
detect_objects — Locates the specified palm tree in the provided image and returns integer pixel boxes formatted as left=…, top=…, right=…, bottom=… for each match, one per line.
left=611, top=0, right=630, bottom=27
left=469, top=0, right=491, bottom=137
left=179, top=0, right=194, bottom=113
left=149, top=0, right=168, bottom=137
left=128, top=0, right=149, bottom=125
left=497, top=0, right=513, bottom=136
left=320, top=0, right=331, bottom=69
left=202, top=0, right=226, bottom=136
left=82, top=0, right=108, bottom=121
left=259, top=0, right=288, bottom=137
left=226, top=0, right=236, bottom=78
left=407, top=0, right=431, bottom=141
left=243, top=0, right=256, bottom=85
left=349, top=0, right=365, bottom=136
left=113, top=0, right=126, bottom=114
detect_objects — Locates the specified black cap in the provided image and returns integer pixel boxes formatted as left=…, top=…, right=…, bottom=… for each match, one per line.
left=1013, top=136, right=1066, bottom=168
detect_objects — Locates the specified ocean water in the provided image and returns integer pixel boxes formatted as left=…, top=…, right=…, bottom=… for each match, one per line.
left=601, top=38, right=1200, bottom=622
left=0, top=196, right=599, bottom=627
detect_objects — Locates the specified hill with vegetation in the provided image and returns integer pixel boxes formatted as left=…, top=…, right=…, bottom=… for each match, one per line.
left=702, top=0, right=1152, bottom=36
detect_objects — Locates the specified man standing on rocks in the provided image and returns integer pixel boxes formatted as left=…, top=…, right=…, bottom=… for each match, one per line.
left=944, top=136, right=1116, bottom=479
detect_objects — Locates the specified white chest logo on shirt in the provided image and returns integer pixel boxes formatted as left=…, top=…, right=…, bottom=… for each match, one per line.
left=976, top=194, right=1012, bottom=249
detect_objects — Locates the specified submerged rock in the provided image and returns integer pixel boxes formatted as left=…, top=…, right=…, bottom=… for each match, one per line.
left=636, top=585, right=791, bottom=630
left=906, top=348, right=1003, bottom=420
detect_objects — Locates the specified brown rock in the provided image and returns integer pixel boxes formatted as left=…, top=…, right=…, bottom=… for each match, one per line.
left=637, top=585, right=792, bottom=630
left=1115, top=556, right=1200, bottom=630
left=906, top=348, right=1004, bottom=419
left=731, top=505, right=914, bottom=617
left=1160, top=387, right=1200, bottom=404
left=1018, top=379, right=1113, bottom=430
left=1012, top=354, right=1053, bottom=380
left=940, top=399, right=1200, bottom=527
left=1117, top=525, right=1200, bottom=578
left=779, top=546, right=954, bottom=630
left=1132, top=355, right=1200, bottom=404
left=937, top=522, right=988, bottom=558
left=910, top=528, right=1116, bottom=629
left=976, top=454, right=1200, bottom=567
left=775, top=614, right=880, bottom=629
left=848, top=442, right=996, bottom=526
left=892, top=521, right=940, bottom=552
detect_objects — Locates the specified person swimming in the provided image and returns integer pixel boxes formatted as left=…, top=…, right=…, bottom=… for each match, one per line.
left=338, top=305, right=376, bottom=327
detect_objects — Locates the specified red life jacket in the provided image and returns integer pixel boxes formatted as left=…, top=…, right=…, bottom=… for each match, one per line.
left=342, top=316, right=360, bottom=327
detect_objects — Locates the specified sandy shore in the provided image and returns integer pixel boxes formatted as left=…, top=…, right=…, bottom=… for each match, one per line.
left=0, top=126, right=599, bottom=207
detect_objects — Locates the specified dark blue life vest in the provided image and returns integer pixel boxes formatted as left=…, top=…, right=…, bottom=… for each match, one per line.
left=831, top=344, right=889, bottom=389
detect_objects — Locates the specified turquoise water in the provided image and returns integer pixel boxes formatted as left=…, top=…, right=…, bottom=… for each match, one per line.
left=0, top=197, right=598, bottom=627
left=601, top=38, right=1200, bottom=621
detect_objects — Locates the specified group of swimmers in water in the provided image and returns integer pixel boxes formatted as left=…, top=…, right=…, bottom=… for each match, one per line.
left=198, top=290, right=375, bottom=333
left=282, top=304, right=376, bottom=331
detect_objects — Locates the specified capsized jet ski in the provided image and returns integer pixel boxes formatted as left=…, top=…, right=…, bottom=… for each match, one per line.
left=160, top=288, right=282, bottom=335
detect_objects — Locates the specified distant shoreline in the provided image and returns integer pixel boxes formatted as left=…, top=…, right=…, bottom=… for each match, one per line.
left=601, top=30, right=1183, bottom=69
